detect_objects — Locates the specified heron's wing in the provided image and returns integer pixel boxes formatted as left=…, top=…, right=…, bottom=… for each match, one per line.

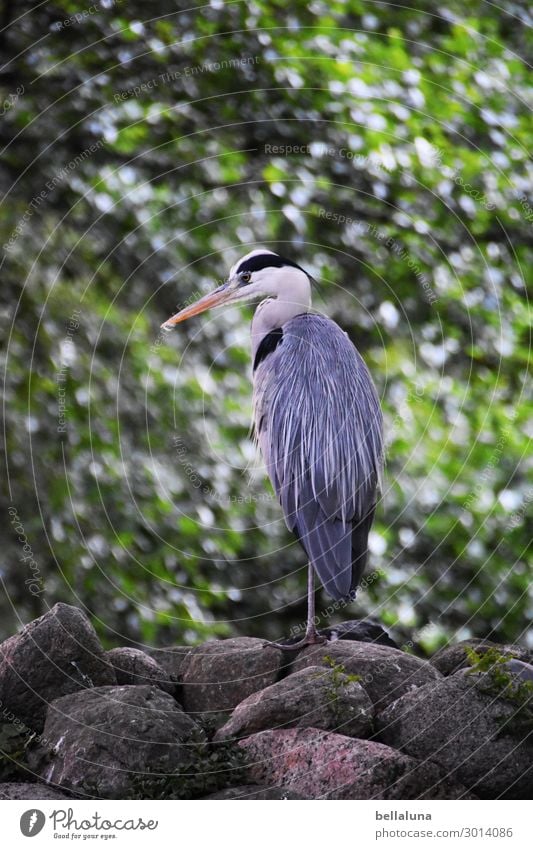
left=279, top=472, right=375, bottom=600
left=293, top=495, right=353, bottom=599
left=253, top=314, right=383, bottom=601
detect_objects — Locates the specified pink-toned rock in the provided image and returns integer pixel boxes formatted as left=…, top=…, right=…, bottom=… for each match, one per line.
left=203, top=784, right=305, bottom=799
left=239, top=727, right=473, bottom=799
left=292, top=641, right=440, bottom=709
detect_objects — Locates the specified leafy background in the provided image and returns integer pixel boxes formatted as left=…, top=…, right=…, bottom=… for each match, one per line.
left=1, top=0, right=531, bottom=653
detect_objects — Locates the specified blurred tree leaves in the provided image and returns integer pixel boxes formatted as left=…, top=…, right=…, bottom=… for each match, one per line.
left=0, top=0, right=531, bottom=652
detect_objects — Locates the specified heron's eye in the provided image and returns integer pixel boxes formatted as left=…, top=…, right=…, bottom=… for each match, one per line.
left=240, top=271, right=252, bottom=284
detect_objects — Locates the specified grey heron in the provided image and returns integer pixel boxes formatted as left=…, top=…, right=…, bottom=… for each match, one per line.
left=162, top=249, right=383, bottom=649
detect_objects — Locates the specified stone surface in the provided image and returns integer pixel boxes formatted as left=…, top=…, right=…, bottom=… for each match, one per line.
left=105, top=647, right=175, bottom=695
left=239, top=728, right=474, bottom=799
left=1, top=605, right=528, bottom=801
left=503, top=659, right=533, bottom=683
left=180, top=638, right=282, bottom=720
left=322, top=619, right=398, bottom=647
left=0, top=603, right=116, bottom=731
left=204, top=784, right=305, bottom=799
left=430, top=639, right=532, bottom=677
left=292, top=641, right=440, bottom=710
left=215, top=666, right=373, bottom=741
left=377, top=669, right=533, bottom=798
left=278, top=619, right=397, bottom=649
left=145, top=646, right=191, bottom=683
left=33, top=685, right=205, bottom=798
left=0, top=782, right=70, bottom=800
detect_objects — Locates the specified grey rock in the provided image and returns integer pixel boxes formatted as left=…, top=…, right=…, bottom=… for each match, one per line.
left=239, top=728, right=474, bottom=799
left=0, top=603, right=116, bottom=731
left=323, top=619, right=398, bottom=648
left=377, top=669, right=533, bottom=798
left=33, top=685, right=205, bottom=798
left=292, top=641, right=440, bottom=710
left=501, top=659, right=533, bottom=683
left=145, top=646, right=192, bottom=683
left=430, top=639, right=532, bottom=677
left=278, top=619, right=397, bottom=649
left=215, top=666, right=373, bottom=741
left=105, top=647, right=176, bottom=696
left=180, top=638, right=282, bottom=721
left=0, top=781, right=70, bottom=800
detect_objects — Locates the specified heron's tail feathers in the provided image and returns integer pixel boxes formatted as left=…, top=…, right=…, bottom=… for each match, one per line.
left=294, top=502, right=374, bottom=601
left=350, top=509, right=375, bottom=595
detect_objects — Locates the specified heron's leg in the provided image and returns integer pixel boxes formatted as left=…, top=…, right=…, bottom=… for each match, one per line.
left=263, top=564, right=327, bottom=651
left=304, top=562, right=319, bottom=639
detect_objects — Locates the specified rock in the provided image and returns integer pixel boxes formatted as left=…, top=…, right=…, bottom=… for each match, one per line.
left=204, top=784, right=305, bottom=799
left=105, top=648, right=175, bottom=696
left=0, top=603, right=116, bottom=731
left=239, top=728, right=474, bottom=799
left=0, top=782, right=70, bottom=800
left=323, top=619, right=398, bottom=648
left=33, top=685, right=205, bottom=798
left=145, top=646, right=191, bottom=683
left=292, top=641, right=440, bottom=710
left=430, top=639, right=532, bottom=677
left=377, top=669, right=533, bottom=798
left=278, top=619, right=397, bottom=649
left=503, top=659, right=533, bottom=683
left=180, top=638, right=282, bottom=723
left=215, top=666, right=373, bottom=741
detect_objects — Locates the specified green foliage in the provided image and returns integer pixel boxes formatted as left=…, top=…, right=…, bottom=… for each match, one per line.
left=122, top=740, right=248, bottom=800
left=0, top=724, right=39, bottom=782
left=1, top=1, right=531, bottom=651
left=466, top=646, right=533, bottom=704
left=465, top=645, right=517, bottom=674
left=466, top=647, right=533, bottom=734
left=322, top=654, right=362, bottom=686
left=321, top=655, right=363, bottom=716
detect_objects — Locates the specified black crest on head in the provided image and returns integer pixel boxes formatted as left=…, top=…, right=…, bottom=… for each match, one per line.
left=236, top=253, right=307, bottom=276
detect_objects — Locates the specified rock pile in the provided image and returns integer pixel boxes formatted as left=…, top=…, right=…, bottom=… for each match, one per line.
left=0, top=604, right=531, bottom=800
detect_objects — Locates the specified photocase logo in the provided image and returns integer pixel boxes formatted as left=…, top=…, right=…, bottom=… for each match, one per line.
left=20, top=809, right=46, bottom=837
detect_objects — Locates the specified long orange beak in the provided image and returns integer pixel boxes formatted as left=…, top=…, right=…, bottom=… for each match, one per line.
left=161, top=284, right=233, bottom=329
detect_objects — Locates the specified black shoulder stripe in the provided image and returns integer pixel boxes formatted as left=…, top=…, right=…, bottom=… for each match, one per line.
left=253, top=327, right=283, bottom=371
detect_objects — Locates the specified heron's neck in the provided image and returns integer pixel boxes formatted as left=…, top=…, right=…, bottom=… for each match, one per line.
left=251, top=275, right=312, bottom=358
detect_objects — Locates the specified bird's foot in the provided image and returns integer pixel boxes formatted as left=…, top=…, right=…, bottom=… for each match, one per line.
left=262, top=631, right=328, bottom=652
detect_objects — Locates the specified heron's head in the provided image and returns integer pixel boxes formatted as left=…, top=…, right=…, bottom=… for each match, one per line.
left=161, top=249, right=312, bottom=329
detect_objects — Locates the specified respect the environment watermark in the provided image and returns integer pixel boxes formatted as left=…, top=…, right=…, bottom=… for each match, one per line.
left=114, top=57, right=260, bottom=102
left=462, top=409, right=518, bottom=514
left=264, top=142, right=496, bottom=213
left=2, top=141, right=104, bottom=253
left=318, top=208, right=438, bottom=306
left=52, top=0, right=125, bottom=30
left=57, top=310, right=81, bottom=434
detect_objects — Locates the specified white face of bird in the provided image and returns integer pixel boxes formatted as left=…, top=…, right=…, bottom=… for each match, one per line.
left=161, top=249, right=312, bottom=329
